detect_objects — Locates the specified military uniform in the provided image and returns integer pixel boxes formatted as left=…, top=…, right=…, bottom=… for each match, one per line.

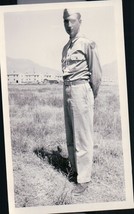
left=62, top=34, right=94, bottom=184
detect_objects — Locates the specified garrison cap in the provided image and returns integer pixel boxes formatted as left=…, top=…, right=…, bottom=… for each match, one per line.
left=63, top=8, right=81, bottom=19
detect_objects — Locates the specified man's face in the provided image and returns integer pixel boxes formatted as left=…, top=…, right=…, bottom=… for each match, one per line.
left=64, top=13, right=81, bottom=39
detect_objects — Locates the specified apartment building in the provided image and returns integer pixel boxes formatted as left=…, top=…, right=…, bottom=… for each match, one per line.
left=7, top=72, right=63, bottom=84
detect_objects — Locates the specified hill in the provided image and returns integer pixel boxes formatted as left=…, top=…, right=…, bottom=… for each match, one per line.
left=102, top=61, right=118, bottom=84
left=6, top=57, right=61, bottom=76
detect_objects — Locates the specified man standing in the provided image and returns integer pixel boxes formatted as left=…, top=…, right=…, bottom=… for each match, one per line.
left=62, top=8, right=96, bottom=195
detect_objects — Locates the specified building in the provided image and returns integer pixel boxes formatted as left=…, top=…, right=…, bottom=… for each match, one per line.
left=7, top=73, right=19, bottom=84
left=7, top=72, right=63, bottom=84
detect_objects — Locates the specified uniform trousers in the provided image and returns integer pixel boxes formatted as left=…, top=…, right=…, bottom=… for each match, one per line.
left=63, top=80, right=94, bottom=184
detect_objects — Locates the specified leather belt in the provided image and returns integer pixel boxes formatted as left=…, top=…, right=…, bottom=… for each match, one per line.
left=64, top=79, right=89, bottom=86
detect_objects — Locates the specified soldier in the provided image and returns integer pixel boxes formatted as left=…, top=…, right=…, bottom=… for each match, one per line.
left=62, top=8, right=95, bottom=195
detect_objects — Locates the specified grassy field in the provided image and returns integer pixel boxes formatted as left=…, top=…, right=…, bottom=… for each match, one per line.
left=8, top=82, right=125, bottom=207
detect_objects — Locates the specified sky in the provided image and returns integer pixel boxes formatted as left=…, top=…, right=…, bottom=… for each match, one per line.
left=4, top=2, right=118, bottom=71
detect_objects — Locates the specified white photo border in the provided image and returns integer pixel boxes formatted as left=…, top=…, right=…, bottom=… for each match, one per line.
left=0, top=0, right=133, bottom=214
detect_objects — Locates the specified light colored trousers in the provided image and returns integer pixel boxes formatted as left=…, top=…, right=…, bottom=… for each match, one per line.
left=63, top=81, right=94, bottom=184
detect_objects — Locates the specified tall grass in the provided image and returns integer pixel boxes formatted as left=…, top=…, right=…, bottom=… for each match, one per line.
left=94, top=85, right=122, bottom=140
left=8, top=83, right=125, bottom=207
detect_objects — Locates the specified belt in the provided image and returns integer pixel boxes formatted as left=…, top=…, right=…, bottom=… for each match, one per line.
left=64, top=79, right=89, bottom=86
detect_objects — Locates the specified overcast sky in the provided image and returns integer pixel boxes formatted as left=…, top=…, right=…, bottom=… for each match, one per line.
left=4, top=2, right=118, bottom=71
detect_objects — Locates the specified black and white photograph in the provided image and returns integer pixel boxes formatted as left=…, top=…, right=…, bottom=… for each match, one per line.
left=0, top=0, right=133, bottom=214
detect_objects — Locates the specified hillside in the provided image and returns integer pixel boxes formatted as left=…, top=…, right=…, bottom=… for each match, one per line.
left=102, top=61, right=118, bottom=84
left=6, top=57, right=61, bottom=76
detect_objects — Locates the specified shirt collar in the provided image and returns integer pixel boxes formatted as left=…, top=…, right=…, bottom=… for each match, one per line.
left=69, top=32, right=85, bottom=44
left=69, top=32, right=80, bottom=44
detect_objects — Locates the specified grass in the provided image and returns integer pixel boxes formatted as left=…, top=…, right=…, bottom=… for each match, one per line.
left=8, top=83, right=125, bottom=207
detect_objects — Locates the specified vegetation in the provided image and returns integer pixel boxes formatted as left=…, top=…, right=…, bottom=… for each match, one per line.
left=8, top=83, right=125, bottom=207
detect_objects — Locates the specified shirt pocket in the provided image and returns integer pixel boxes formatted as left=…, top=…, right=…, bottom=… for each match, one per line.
left=70, top=51, right=85, bottom=61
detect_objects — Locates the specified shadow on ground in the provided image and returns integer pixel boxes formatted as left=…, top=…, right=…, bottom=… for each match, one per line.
left=33, top=146, right=71, bottom=176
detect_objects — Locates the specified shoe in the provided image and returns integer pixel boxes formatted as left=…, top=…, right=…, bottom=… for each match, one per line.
left=72, top=182, right=89, bottom=195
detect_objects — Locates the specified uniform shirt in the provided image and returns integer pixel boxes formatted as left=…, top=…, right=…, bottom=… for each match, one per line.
left=62, top=34, right=93, bottom=81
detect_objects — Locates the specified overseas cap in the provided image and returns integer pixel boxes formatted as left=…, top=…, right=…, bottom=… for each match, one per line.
left=63, top=8, right=81, bottom=19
